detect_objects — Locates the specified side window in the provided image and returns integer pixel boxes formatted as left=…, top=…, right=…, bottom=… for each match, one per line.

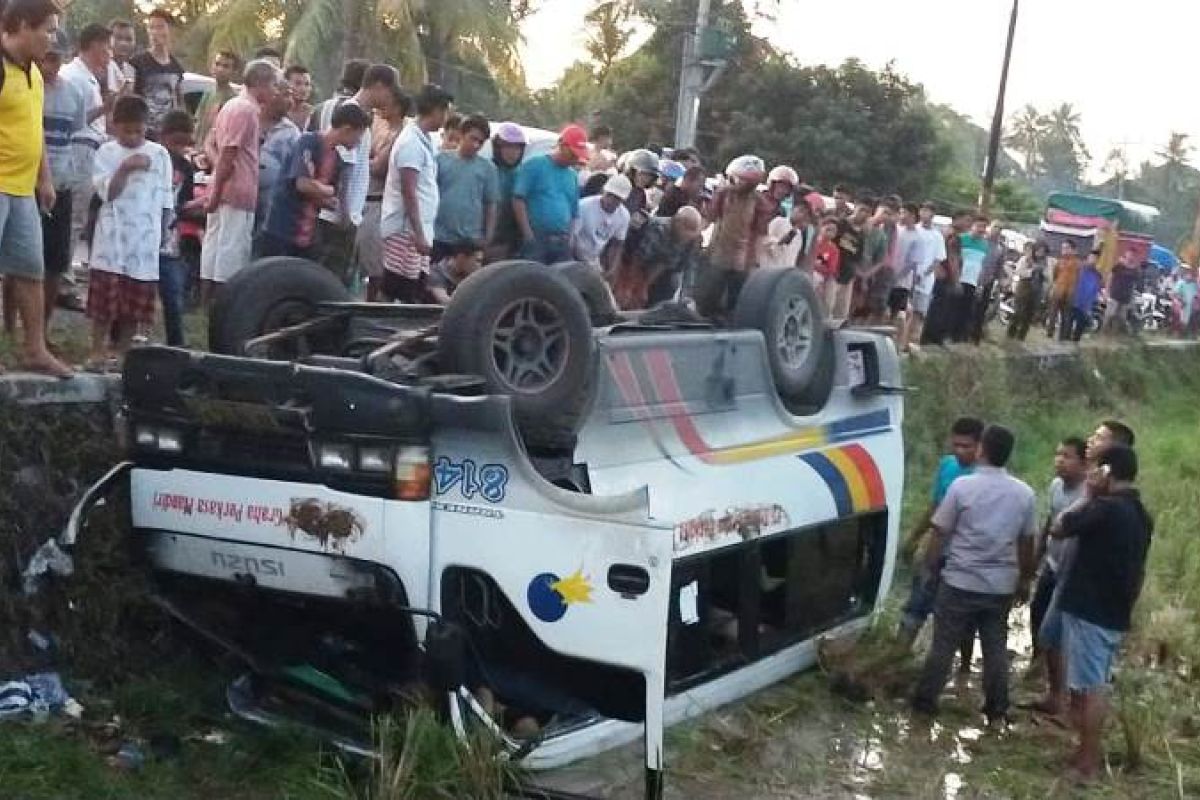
left=666, top=512, right=888, bottom=694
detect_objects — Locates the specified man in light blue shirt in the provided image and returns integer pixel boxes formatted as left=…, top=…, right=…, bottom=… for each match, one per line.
left=512, top=124, right=588, bottom=264
left=898, top=416, right=984, bottom=649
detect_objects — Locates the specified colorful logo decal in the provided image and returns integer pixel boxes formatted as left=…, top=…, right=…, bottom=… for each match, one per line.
left=798, top=444, right=886, bottom=517
left=605, top=348, right=891, bottom=465
left=526, top=568, right=594, bottom=623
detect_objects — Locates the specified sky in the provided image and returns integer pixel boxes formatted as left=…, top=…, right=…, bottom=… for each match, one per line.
left=520, top=0, right=1195, bottom=177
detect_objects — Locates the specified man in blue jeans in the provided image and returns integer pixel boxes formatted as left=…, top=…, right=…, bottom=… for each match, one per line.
left=912, top=425, right=1037, bottom=726
left=512, top=124, right=587, bottom=264
left=897, top=416, right=984, bottom=668
left=1048, top=445, right=1151, bottom=782
left=1034, top=419, right=1136, bottom=719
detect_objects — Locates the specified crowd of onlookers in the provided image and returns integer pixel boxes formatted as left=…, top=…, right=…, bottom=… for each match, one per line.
left=2, top=0, right=1198, bottom=379
left=901, top=416, right=1151, bottom=785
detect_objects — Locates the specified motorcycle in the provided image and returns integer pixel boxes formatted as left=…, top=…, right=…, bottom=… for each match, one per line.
left=994, top=285, right=1015, bottom=329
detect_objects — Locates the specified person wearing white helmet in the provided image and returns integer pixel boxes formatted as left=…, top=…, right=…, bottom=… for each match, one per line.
left=489, top=121, right=526, bottom=260
left=755, top=165, right=803, bottom=269
left=695, top=155, right=768, bottom=319
left=571, top=173, right=631, bottom=273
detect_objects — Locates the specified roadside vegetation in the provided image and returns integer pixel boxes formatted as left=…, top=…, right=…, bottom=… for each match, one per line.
left=1, top=343, right=1198, bottom=799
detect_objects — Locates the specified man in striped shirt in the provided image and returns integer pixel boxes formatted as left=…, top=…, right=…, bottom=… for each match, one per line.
left=38, top=33, right=85, bottom=329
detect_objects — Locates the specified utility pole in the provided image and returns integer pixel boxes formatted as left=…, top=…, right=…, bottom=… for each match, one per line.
left=979, top=0, right=1019, bottom=215
left=673, top=0, right=711, bottom=150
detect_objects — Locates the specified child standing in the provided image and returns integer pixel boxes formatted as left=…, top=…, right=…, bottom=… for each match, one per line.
left=158, top=110, right=203, bottom=347
left=813, top=215, right=842, bottom=307
left=87, top=95, right=172, bottom=370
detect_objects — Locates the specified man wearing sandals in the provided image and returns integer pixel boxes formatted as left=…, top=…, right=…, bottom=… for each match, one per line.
left=0, top=0, right=73, bottom=377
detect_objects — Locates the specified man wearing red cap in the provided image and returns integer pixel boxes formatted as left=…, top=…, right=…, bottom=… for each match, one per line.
left=512, top=123, right=587, bottom=264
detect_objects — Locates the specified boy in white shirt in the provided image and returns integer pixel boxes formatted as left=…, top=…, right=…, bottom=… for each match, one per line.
left=87, top=95, right=172, bottom=370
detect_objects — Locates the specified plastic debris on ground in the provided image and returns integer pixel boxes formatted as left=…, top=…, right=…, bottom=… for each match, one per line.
left=0, top=672, right=80, bottom=721
left=111, top=740, right=145, bottom=771
left=186, top=730, right=231, bottom=746
left=21, top=538, right=75, bottom=595
left=27, top=629, right=54, bottom=652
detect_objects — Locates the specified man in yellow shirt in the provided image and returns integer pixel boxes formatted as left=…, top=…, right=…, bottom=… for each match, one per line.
left=0, top=0, right=71, bottom=376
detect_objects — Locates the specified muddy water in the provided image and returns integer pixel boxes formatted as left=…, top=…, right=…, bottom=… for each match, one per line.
left=528, top=607, right=1046, bottom=799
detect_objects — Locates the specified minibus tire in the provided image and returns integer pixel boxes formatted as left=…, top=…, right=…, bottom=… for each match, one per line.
left=733, top=267, right=830, bottom=402
left=438, top=261, right=595, bottom=450
left=209, top=257, right=351, bottom=356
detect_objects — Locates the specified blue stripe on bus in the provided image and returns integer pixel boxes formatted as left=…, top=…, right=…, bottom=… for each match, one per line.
left=827, top=409, right=891, bottom=441
left=799, top=451, right=853, bottom=517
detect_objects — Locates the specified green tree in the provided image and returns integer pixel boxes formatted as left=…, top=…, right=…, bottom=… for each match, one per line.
left=1004, top=104, right=1043, bottom=176
left=1103, top=146, right=1129, bottom=195
left=1046, top=103, right=1087, bottom=155
left=583, top=0, right=634, bottom=79
left=180, top=0, right=523, bottom=102
left=1037, top=103, right=1089, bottom=191
left=1156, top=132, right=1192, bottom=196
left=526, top=61, right=604, bottom=128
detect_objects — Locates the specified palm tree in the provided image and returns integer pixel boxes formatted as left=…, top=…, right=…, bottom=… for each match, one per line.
left=1103, top=146, right=1129, bottom=198
left=1004, top=104, right=1043, bottom=176
left=191, top=0, right=523, bottom=95
left=416, top=0, right=525, bottom=91
left=1047, top=102, right=1089, bottom=161
left=1102, top=147, right=1129, bottom=198
left=584, top=0, right=634, bottom=80
left=1156, top=132, right=1192, bottom=197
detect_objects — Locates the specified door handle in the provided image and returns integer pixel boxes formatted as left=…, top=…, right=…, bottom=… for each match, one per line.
left=608, top=564, right=650, bottom=597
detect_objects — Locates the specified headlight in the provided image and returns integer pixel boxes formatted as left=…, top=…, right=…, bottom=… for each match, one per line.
left=394, top=446, right=431, bottom=501
left=134, top=424, right=184, bottom=452
left=135, top=425, right=158, bottom=447
left=156, top=429, right=184, bottom=453
left=317, top=442, right=355, bottom=471
left=358, top=445, right=394, bottom=473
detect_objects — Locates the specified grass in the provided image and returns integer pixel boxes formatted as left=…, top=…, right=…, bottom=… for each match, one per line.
left=657, top=343, right=1200, bottom=799
left=0, top=307, right=209, bottom=369
left=3, top=340, right=1200, bottom=798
